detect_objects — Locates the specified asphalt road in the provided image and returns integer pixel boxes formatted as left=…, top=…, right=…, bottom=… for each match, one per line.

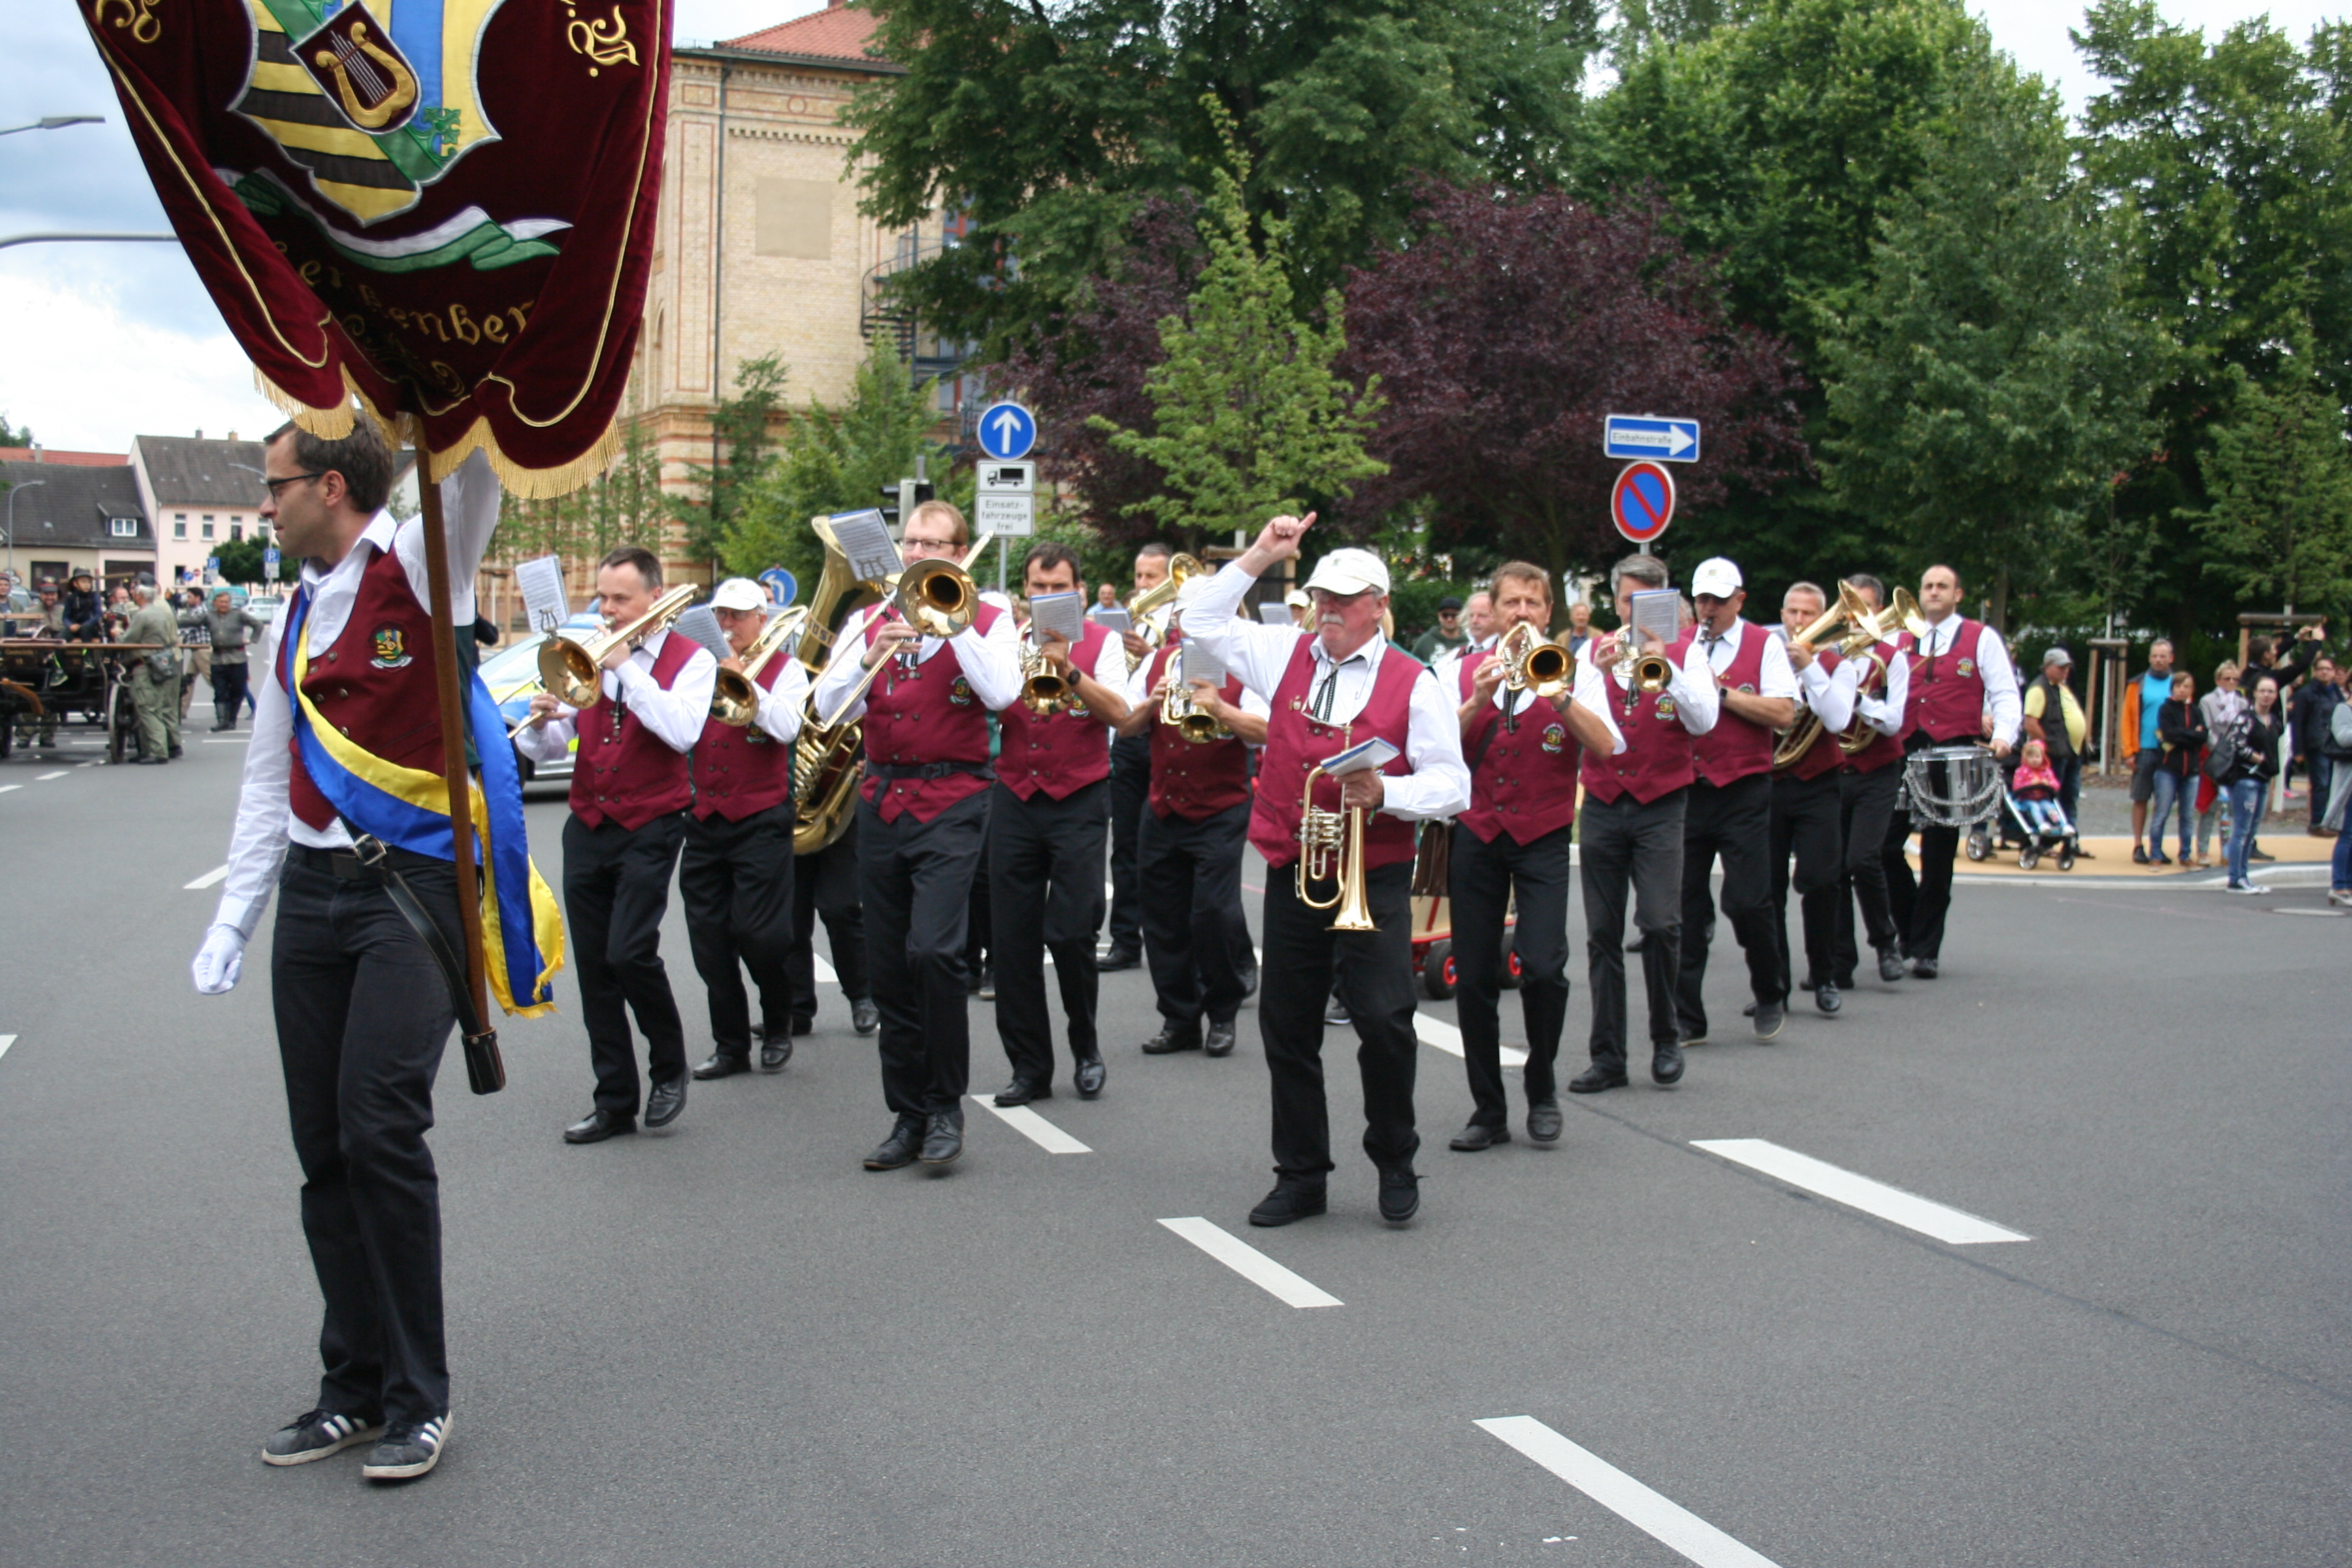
left=3, top=732, right=2347, bottom=1568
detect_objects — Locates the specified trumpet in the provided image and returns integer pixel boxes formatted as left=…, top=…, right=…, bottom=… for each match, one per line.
left=1019, top=639, right=1077, bottom=715
left=537, top=583, right=702, bottom=710
left=1123, top=552, right=1204, bottom=672
left=710, top=607, right=809, bottom=727
left=1297, top=765, right=1377, bottom=932
left=1496, top=622, right=1574, bottom=701
left=1160, top=667, right=1232, bottom=743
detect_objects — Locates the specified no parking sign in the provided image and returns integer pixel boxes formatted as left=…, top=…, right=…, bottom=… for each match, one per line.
left=1610, top=461, right=1676, bottom=544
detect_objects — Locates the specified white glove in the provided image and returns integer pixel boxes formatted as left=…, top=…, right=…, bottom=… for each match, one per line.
left=192, top=924, right=247, bottom=995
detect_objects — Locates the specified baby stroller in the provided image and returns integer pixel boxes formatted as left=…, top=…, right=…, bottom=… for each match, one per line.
left=1987, top=777, right=2078, bottom=871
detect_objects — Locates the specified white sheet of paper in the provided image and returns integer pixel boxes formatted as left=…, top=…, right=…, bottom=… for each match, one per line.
left=514, top=555, right=568, bottom=633
left=1629, top=589, right=1682, bottom=651
left=1256, top=604, right=1292, bottom=626
left=1029, top=590, right=1085, bottom=646
left=1181, top=640, right=1227, bottom=685
left=1092, top=608, right=1132, bottom=635
left=828, top=508, right=902, bottom=587
left=1320, top=736, right=1399, bottom=774
left=671, top=605, right=731, bottom=663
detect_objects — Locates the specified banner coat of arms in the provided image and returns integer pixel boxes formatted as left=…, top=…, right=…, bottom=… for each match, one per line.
left=82, top=0, right=670, bottom=490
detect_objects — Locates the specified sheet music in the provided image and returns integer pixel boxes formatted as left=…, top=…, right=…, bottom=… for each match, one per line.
left=1629, top=589, right=1682, bottom=651
left=1180, top=640, right=1227, bottom=685
left=1320, top=736, right=1399, bottom=774
left=671, top=605, right=731, bottom=662
left=1091, top=608, right=1132, bottom=635
left=1028, top=589, right=1085, bottom=646
left=1256, top=604, right=1292, bottom=626
left=513, top=555, right=568, bottom=633
left=828, top=508, right=901, bottom=586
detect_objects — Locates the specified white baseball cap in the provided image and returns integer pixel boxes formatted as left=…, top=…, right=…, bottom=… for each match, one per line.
left=1302, top=547, right=1390, bottom=598
left=710, top=577, right=768, bottom=611
left=1690, top=557, right=1743, bottom=599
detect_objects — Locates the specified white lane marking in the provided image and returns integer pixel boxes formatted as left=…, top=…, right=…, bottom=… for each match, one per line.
left=1476, top=1417, right=1783, bottom=1568
left=1692, top=1138, right=2029, bottom=1245
left=1415, top=1011, right=1527, bottom=1068
left=183, top=864, right=231, bottom=891
left=967, top=1094, right=1092, bottom=1154
left=0, top=785, right=20, bottom=795
left=811, top=953, right=837, bottom=985
left=75, top=762, right=97, bottom=769
left=0, top=1034, right=14, bottom=1062
left=1156, top=1217, right=1341, bottom=1309
left=35, top=770, right=67, bottom=781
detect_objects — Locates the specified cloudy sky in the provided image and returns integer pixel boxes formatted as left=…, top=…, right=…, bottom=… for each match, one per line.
left=3, top=0, right=2340, bottom=453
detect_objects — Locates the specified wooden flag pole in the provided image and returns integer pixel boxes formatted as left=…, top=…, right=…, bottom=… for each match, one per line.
left=418, top=466, right=495, bottom=1042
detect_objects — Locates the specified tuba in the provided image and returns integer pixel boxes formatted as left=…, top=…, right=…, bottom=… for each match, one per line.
left=1496, top=621, right=1574, bottom=702
left=1297, top=766, right=1377, bottom=932
left=710, top=607, right=809, bottom=726
left=1123, top=552, right=1204, bottom=672
left=794, top=513, right=895, bottom=670
left=538, top=584, right=701, bottom=709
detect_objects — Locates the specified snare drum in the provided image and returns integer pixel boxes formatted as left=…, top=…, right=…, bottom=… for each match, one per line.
left=1901, top=744, right=1999, bottom=828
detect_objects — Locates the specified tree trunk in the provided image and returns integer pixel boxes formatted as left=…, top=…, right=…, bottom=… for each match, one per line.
left=1991, top=562, right=2010, bottom=636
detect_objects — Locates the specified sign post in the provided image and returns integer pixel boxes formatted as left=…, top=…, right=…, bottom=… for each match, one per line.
left=975, top=458, right=1036, bottom=539
left=262, top=545, right=281, bottom=583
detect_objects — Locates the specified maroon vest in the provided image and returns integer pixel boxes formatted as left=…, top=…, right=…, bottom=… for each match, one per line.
left=1456, top=649, right=1582, bottom=845
left=858, top=601, right=1004, bottom=824
left=1144, top=638, right=1252, bottom=821
left=1690, top=621, right=1777, bottom=787
left=286, top=543, right=445, bottom=831
left=1903, top=618, right=1991, bottom=744
left=1580, top=630, right=1699, bottom=805
left=1250, top=637, right=1420, bottom=870
left=691, top=651, right=796, bottom=822
left=570, top=631, right=700, bottom=830
left=1775, top=645, right=1846, bottom=784
left=1842, top=640, right=1906, bottom=774
left=996, top=617, right=1114, bottom=802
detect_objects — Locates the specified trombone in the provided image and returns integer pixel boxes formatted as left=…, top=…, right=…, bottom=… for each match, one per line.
left=710, top=607, right=810, bottom=726
left=1495, top=622, right=1574, bottom=702
left=1122, top=552, right=1204, bottom=672
left=536, top=583, right=702, bottom=710
left=1297, top=765, right=1377, bottom=931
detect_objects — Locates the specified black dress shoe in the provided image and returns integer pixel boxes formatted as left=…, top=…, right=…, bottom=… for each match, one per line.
left=1448, top=1121, right=1510, bottom=1152
left=1239, top=964, right=1260, bottom=999
left=692, top=1052, right=751, bottom=1081
left=1569, top=1064, right=1628, bottom=1094
left=1378, top=1166, right=1421, bottom=1224
left=1877, top=948, right=1907, bottom=983
left=864, top=1115, right=924, bottom=1170
left=977, top=966, right=996, bottom=1001
left=1248, top=1182, right=1326, bottom=1227
left=1073, top=1056, right=1106, bottom=1098
left=1752, top=1001, right=1785, bottom=1041
left=168, top=745, right=184, bottom=759
left=644, top=1076, right=687, bottom=1128
left=851, top=998, right=879, bottom=1035
left=993, top=1077, right=1051, bottom=1107
left=1910, top=957, right=1940, bottom=979
left=1204, top=1019, right=1237, bottom=1058
left=1096, top=947, right=1141, bottom=973
left=1527, top=1100, right=1563, bottom=1145
left=1651, top=1041, right=1686, bottom=1084
left=759, top=1034, right=792, bottom=1072
left=563, top=1108, right=635, bottom=1144
left=1814, top=982, right=1842, bottom=1015
left=790, top=1014, right=815, bottom=1038
left=1140, top=1024, right=1203, bottom=1055
left=1324, top=992, right=1352, bottom=1026
left=919, top=1111, right=963, bottom=1164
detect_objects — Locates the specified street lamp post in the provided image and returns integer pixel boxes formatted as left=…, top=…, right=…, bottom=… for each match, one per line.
left=5, top=478, right=51, bottom=584
left=0, top=116, right=105, bottom=136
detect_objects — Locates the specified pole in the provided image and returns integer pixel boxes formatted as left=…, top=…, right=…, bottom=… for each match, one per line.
left=418, top=467, right=493, bottom=1034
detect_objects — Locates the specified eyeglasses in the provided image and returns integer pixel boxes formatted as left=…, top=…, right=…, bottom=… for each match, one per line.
left=262, top=472, right=324, bottom=498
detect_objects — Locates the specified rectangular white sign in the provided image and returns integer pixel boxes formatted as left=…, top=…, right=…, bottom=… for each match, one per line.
left=975, top=492, right=1035, bottom=538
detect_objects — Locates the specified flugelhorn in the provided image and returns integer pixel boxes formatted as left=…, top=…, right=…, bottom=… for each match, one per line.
left=1297, top=765, right=1377, bottom=932
left=1123, top=552, right=1204, bottom=672
left=1160, top=667, right=1232, bottom=742
left=1019, top=640, right=1076, bottom=715
left=538, top=583, right=702, bottom=709
left=710, top=607, right=809, bottom=726
left=1497, top=621, right=1574, bottom=701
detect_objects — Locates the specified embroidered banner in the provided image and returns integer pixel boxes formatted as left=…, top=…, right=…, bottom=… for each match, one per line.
left=82, top=0, right=669, bottom=493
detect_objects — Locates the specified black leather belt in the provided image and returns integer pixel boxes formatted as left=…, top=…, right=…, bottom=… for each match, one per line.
left=290, top=842, right=444, bottom=880
left=868, top=760, right=994, bottom=783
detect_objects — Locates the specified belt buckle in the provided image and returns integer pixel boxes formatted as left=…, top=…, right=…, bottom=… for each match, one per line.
left=349, top=833, right=389, bottom=871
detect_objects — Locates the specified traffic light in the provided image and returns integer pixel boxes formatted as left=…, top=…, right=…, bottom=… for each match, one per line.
left=877, top=476, right=936, bottom=527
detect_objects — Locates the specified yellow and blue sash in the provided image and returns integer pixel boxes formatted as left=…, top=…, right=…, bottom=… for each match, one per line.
left=281, top=587, right=564, bottom=1015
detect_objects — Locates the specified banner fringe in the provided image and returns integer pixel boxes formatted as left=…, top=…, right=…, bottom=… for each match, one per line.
left=252, top=366, right=619, bottom=500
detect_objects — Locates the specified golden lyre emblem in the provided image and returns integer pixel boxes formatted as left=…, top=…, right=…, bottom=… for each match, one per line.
left=301, top=5, right=421, bottom=133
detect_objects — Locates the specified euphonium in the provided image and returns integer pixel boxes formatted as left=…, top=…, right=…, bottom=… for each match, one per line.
left=1497, top=622, right=1574, bottom=700
left=1160, top=668, right=1232, bottom=743
left=538, top=583, right=702, bottom=708
left=1296, top=764, right=1377, bottom=932
left=1124, top=552, right=1204, bottom=672
left=710, top=608, right=809, bottom=726
left=1770, top=580, right=1874, bottom=768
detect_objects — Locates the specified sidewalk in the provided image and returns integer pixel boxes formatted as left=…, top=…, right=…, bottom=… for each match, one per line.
left=1941, top=832, right=2336, bottom=879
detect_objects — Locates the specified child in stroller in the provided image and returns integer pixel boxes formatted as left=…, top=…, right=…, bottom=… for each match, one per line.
left=2002, top=738, right=2078, bottom=870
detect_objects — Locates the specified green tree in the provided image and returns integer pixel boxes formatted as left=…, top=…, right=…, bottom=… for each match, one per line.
left=1090, top=103, right=1384, bottom=540
left=214, top=534, right=269, bottom=584
left=2193, top=360, right=2352, bottom=626
left=845, top=0, right=1599, bottom=357
left=678, top=355, right=789, bottom=565
left=723, top=338, right=974, bottom=592
left=0, top=412, right=31, bottom=447
left=1816, top=63, right=2159, bottom=630
left=493, top=421, right=666, bottom=568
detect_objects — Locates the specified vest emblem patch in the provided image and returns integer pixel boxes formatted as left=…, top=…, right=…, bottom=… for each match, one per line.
left=1541, top=723, right=1567, bottom=754
left=1958, top=657, right=1976, bottom=678
left=370, top=625, right=413, bottom=669
left=949, top=675, right=975, bottom=707
left=1655, top=697, right=1678, bottom=719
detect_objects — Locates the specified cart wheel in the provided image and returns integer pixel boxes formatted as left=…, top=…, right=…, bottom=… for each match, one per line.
left=1965, top=828, right=1991, bottom=862
left=2057, top=849, right=2076, bottom=871
left=1500, top=935, right=1522, bottom=991
left=1420, top=938, right=1456, bottom=1001
left=2019, top=848, right=2038, bottom=871
left=105, top=683, right=129, bottom=765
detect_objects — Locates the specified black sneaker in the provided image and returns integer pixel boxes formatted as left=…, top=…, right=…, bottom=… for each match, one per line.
left=261, top=1407, right=383, bottom=1466
left=1378, top=1166, right=1421, bottom=1224
left=360, top=1415, right=449, bottom=1481
left=1248, top=1182, right=1326, bottom=1227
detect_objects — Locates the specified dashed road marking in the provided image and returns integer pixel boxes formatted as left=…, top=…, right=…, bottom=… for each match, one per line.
left=1414, top=1011, right=1526, bottom=1068
left=811, top=953, right=837, bottom=985
left=0, top=1034, right=14, bottom=1062
left=1477, top=1416, right=1784, bottom=1568
left=968, top=1094, right=1092, bottom=1154
left=1692, top=1138, right=2029, bottom=1245
left=35, top=770, right=67, bottom=781
left=184, top=864, right=231, bottom=891
left=1157, top=1216, right=1341, bottom=1309
left=0, top=785, right=20, bottom=796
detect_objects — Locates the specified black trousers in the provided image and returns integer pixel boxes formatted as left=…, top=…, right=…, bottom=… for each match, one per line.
left=1450, top=821, right=1573, bottom=1127
left=1881, top=804, right=1918, bottom=951
left=1675, top=773, right=1777, bottom=1037
left=1105, top=732, right=1151, bottom=953
left=789, top=820, right=869, bottom=1019
left=990, top=779, right=1111, bottom=1085
left=679, top=803, right=798, bottom=1056
left=1767, top=770, right=1844, bottom=999
left=563, top=812, right=689, bottom=1116
left=1259, top=858, right=1419, bottom=1179
left=858, top=789, right=988, bottom=1120
left=1886, top=736, right=1964, bottom=960
left=272, top=851, right=457, bottom=1426
left=211, top=659, right=250, bottom=728
left=1835, top=764, right=1903, bottom=982
left=1139, top=800, right=1251, bottom=1029
left=1580, top=789, right=1686, bottom=1068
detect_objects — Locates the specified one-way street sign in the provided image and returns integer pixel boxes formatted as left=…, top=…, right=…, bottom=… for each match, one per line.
left=1604, top=414, right=1701, bottom=463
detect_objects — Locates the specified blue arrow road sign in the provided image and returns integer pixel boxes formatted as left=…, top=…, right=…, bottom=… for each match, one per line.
left=759, top=567, right=798, bottom=606
left=1604, top=414, right=1701, bottom=463
left=977, top=401, right=1038, bottom=461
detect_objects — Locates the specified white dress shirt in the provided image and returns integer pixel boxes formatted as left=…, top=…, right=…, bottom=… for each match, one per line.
left=808, top=598, right=1021, bottom=724
left=1569, top=631, right=1722, bottom=755
left=742, top=649, right=810, bottom=744
left=1836, top=639, right=1910, bottom=738
left=515, top=626, right=720, bottom=762
left=1775, top=632, right=1857, bottom=732
left=1181, top=561, right=1470, bottom=821
left=1914, top=611, right=2022, bottom=747
left=213, top=451, right=502, bottom=938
